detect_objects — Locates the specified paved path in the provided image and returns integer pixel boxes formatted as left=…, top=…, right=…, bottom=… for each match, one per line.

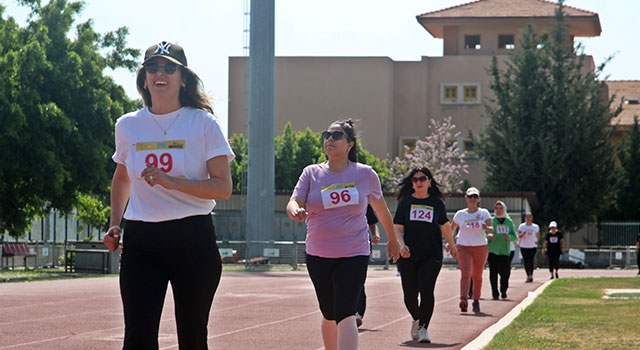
left=0, top=267, right=634, bottom=349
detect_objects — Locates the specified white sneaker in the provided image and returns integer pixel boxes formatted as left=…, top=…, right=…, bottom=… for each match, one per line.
left=355, top=313, right=363, bottom=328
left=418, top=326, right=431, bottom=343
left=410, top=320, right=420, bottom=340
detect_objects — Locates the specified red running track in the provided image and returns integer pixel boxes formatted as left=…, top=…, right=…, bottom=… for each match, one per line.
left=0, top=268, right=634, bottom=349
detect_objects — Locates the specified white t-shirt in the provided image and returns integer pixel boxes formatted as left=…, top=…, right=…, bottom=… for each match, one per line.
left=518, top=223, right=540, bottom=248
left=453, top=208, right=491, bottom=246
left=112, top=107, right=234, bottom=222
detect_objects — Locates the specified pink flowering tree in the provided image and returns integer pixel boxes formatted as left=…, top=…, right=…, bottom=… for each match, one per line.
left=385, top=116, right=469, bottom=194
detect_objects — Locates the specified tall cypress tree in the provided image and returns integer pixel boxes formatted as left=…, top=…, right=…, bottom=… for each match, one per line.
left=479, top=1, right=620, bottom=232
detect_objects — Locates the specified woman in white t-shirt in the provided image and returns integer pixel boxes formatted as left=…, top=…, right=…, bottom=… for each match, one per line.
left=451, top=187, right=492, bottom=314
left=103, top=41, right=234, bottom=349
left=517, top=212, right=540, bottom=282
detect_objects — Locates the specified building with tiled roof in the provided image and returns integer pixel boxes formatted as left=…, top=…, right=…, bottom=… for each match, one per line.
left=227, top=0, right=640, bottom=188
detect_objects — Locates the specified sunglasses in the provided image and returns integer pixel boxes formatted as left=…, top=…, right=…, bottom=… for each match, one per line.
left=466, top=194, right=479, bottom=199
left=411, top=176, right=428, bottom=183
left=144, top=62, right=178, bottom=74
left=322, top=130, right=348, bottom=141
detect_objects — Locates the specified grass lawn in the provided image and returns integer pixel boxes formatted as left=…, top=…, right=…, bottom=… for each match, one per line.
left=484, top=277, right=640, bottom=350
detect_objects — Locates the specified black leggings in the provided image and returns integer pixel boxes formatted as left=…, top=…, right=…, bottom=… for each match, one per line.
left=397, top=256, right=442, bottom=328
left=520, top=247, right=537, bottom=276
left=548, top=250, right=562, bottom=272
left=120, top=215, right=222, bottom=350
left=306, top=254, right=369, bottom=324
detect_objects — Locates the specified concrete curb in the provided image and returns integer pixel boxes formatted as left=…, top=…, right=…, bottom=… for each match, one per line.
left=461, top=280, right=553, bottom=350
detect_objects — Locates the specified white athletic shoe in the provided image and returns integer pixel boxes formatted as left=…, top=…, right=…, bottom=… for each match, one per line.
left=418, top=326, right=431, bottom=343
left=410, top=320, right=420, bottom=340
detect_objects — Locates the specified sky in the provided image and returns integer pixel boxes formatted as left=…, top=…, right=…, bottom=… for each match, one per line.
left=4, top=0, right=639, bottom=136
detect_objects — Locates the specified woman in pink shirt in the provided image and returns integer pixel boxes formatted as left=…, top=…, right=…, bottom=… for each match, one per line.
left=287, top=119, right=403, bottom=350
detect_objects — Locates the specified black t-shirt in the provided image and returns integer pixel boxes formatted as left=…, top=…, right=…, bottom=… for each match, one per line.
left=393, top=195, right=448, bottom=260
left=545, top=231, right=564, bottom=253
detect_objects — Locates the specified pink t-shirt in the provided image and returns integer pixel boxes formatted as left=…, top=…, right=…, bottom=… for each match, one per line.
left=291, top=162, right=382, bottom=258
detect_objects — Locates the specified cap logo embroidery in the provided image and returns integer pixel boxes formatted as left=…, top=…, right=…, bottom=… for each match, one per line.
left=155, top=42, right=171, bottom=55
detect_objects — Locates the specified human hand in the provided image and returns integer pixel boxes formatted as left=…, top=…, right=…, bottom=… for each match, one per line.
left=399, top=244, right=411, bottom=259
left=288, top=207, right=308, bottom=222
left=141, top=164, right=167, bottom=187
left=387, top=240, right=401, bottom=262
left=449, top=245, right=458, bottom=259
left=103, top=226, right=121, bottom=252
left=488, top=233, right=494, bottom=240
left=372, top=234, right=380, bottom=244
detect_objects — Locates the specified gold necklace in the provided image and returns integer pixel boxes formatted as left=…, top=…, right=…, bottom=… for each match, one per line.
left=150, top=111, right=180, bottom=135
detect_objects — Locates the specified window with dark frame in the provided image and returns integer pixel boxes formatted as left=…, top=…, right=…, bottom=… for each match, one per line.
left=498, top=34, right=515, bottom=49
left=464, top=35, right=481, bottom=50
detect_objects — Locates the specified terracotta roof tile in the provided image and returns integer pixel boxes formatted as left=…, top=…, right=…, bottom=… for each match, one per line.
left=417, top=0, right=596, bottom=18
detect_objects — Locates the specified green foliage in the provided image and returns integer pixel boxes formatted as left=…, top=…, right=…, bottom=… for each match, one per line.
left=74, top=192, right=109, bottom=229
left=478, top=2, right=620, bottom=232
left=230, top=124, right=388, bottom=191
left=602, top=116, right=640, bottom=219
left=0, top=1, right=139, bottom=238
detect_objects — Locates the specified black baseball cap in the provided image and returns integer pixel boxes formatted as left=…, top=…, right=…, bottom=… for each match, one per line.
left=142, top=41, right=187, bottom=66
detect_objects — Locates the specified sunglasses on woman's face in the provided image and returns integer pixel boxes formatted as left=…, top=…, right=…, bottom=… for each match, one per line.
left=322, top=130, right=347, bottom=141
left=411, top=176, right=428, bottom=183
left=466, top=195, right=479, bottom=199
left=144, top=62, right=178, bottom=74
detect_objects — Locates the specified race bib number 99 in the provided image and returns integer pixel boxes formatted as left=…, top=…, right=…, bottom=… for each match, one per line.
left=135, top=140, right=186, bottom=179
left=321, top=183, right=359, bottom=209
left=410, top=204, right=433, bottom=223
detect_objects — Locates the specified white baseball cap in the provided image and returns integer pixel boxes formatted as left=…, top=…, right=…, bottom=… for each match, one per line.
left=549, top=221, right=557, bottom=228
left=466, top=187, right=480, bottom=196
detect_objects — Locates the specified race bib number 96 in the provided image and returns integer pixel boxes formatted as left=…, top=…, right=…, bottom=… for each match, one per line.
left=134, top=140, right=186, bottom=178
left=321, top=183, right=359, bottom=209
left=410, top=204, right=433, bottom=223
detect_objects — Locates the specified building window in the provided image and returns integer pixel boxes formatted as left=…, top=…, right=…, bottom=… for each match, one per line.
left=399, top=137, right=418, bottom=159
left=443, top=85, right=458, bottom=101
left=463, top=139, right=476, bottom=155
left=441, top=83, right=481, bottom=104
left=463, top=86, right=478, bottom=101
left=465, top=35, right=481, bottom=50
left=498, top=34, right=515, bottom=49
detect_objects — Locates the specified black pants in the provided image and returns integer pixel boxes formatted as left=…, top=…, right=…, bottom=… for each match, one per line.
left=307, top=254, right=369, bottom=324
left=120, top=215, right=222, bottom=350
left=487, top=253, right=511, bottom=298
left=520, top=247, right=537, bottom=276
left=397, top=256, right=442, bottom=328
left=548, top=250, right=562, bottom=272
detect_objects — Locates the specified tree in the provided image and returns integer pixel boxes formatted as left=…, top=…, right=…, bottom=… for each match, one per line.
left=603, top=116, right=640, bottom=220
left=478, top=1, right=620, bottom=232
left=0, top=0, right=139, bottom=238
left=230, top=125, right=387, bottom=192
left=386, top=116, right=469, bottom=193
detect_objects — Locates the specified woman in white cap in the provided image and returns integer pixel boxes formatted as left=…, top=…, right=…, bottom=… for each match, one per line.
left=542, top=221, right=564, bottom=279
left=451, top=187, right=492, bottom=313
left=104, top=41, right=234, bottom=349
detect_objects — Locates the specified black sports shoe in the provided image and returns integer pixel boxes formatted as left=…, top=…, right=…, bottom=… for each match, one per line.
left=472, top=300, right=480, bottom=313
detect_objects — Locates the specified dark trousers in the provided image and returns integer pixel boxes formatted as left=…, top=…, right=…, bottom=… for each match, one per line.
left=397, top=256, right=442, bottom=328
left=307, top=254, right=369, bottom=324
left=120, top=215, right=222, bottom=350
left=487, top=253, right=511, bottom=298
left=356, top=287, right=366, bottom=316
left=548, top=250, right=562, bottom=272
left=520, top=247, right=537, bottom=276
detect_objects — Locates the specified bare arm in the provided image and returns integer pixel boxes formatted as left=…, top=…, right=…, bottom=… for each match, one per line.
left=369, top=196, right=401, bottom=260
left=286, top=197, right=308, bottom=222
left=141, top=155, right=233, bottom=200
left=104, top=163, right=131, bottom=251
left=441, top=221, right=457, bottom=258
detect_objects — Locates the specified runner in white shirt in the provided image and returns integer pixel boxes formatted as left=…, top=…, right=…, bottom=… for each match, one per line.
left=517, top=212, right=540, bottom=282
left=451, top=187, right=493, bottom=314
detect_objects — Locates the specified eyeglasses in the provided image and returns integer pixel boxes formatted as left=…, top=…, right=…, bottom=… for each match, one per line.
left=322, top=130, right=347, bottom=141
left=144, top=62, right=178, bottom=74
left=411, top=176, right=428, bottom=183
left=466, top=194, right=479, bottom=199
